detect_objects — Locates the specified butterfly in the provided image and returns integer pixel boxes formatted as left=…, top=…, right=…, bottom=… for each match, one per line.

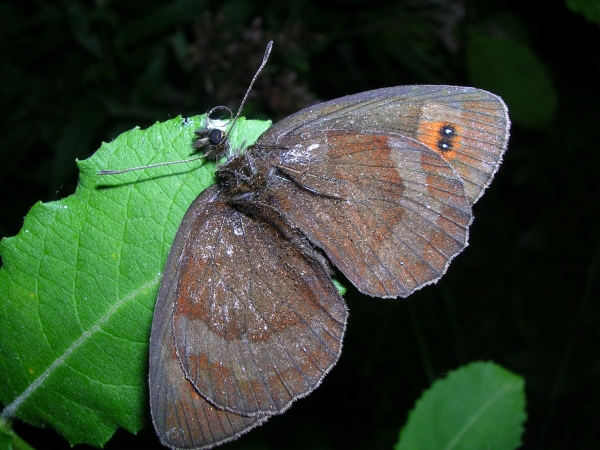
left=148, top=84, right=510, bottom=449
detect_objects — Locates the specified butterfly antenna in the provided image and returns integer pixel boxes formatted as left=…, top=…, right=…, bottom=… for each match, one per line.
left=98, top=156, right=206, bottom=175
left=224, top=41, right=273, bottom=142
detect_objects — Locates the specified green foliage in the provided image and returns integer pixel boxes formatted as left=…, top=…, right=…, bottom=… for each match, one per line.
left=566, top=0, right=600, bottom=25
left=466, top=18, right=557, bottom=130
left=0, top=116, right=270, bottom=447
left=0, top=417, right=35, bottom=450
left=0, top=419, right=15, bottom=450
left=396, top=362, right=526, bottom=450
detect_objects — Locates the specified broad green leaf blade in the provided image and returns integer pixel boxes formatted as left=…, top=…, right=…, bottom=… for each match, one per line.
left=466, top=33, right=557, bottom=130
left=396, top=361, right=526, bottom=450
left=566, top=0, right=600, bottom=26
left=0, top=115, right=271, bottom=446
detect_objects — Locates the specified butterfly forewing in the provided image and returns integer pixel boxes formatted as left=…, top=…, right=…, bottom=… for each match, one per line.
left=150, top=304, right=267, bottom=450
left=258, top=85, right=509, bottom=205
left=165, top=188, right=347, bottom=416
left=149, top=188, right=268, bottom=450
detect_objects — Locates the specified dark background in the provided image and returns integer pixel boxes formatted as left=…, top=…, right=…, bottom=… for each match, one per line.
left=1, top=0, right=598, bottom=449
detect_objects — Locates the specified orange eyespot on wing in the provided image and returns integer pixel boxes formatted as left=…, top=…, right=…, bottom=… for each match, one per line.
left=416, top=120, right=462, bottom=159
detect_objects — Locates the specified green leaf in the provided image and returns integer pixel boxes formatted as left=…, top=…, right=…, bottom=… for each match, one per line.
left=0, top=417, right=14, bottom=450
left=566, top=0, right=600, bottom=26
left=332, top=278, right=347, bottom=296
left=395, top=361, right=526, bottom=450
left=466, top=33, right=557, bottom=129
left=0, top=416, right=35, bottom=450
left=0, top=115, right=271, bottom=447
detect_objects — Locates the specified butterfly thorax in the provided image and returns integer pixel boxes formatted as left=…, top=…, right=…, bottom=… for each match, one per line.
left=216, top=148, right=270, bottom=200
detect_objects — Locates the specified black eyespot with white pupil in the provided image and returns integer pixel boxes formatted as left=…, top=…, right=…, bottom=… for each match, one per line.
left=209, top=129, right=226, bottom=146
left=437, top=123, right=457, bottom=153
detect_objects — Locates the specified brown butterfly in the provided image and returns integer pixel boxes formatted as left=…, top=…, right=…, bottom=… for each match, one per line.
left=148, top=84, right=510, bottom=449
